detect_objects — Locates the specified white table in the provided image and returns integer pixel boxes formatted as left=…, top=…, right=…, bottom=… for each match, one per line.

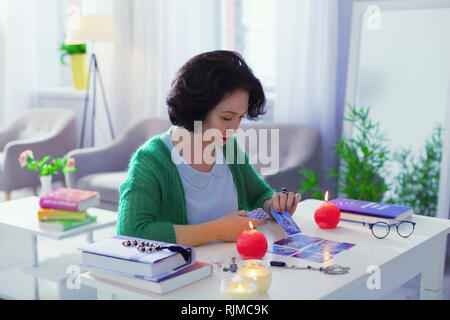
left=80, top=199, right=450, bottom=300
left=0, top=196, right=117, bottom=299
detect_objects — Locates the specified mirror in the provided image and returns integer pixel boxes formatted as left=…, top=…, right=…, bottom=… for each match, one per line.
left=344, top=0, right=450, bottom=218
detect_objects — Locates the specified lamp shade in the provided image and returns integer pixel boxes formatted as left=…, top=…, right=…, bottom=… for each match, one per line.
left=65, top=15, right=117, bottom=44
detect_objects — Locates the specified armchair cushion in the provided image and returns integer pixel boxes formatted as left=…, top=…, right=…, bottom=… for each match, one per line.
left=76, top=171, right=128, bottom=204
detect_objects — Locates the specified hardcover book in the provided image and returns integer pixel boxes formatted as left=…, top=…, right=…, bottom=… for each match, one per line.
left=329, top=198, right=413, bottom=221
left=86, top=261, right=212, bottom=295
left=79, top=235, right=196, bottom=280
left=38, top=214, right=97, bottom=232
left=38, top=207, right=87, bottom=221
left=39, top=188, right=100, bottom=211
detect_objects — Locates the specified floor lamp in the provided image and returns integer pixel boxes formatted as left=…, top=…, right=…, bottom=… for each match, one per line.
left=65, top=15, right=118, bottom=148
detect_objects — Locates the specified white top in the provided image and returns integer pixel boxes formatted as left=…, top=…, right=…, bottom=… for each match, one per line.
left=160, top=126, right=239, bottom=224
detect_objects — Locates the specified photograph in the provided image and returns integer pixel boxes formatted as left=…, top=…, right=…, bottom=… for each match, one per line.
left=0, top=0, right=450, bottom=309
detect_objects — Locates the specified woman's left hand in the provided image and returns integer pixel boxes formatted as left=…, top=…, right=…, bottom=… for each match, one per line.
left=269, top=191, right=301, bottom=217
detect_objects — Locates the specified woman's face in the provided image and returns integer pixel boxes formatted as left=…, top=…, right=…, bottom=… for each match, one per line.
left=202, top=89, right=249, bottom=146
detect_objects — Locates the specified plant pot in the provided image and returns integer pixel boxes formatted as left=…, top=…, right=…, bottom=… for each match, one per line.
left=70, top=53, right=89, bottom=90
left=39, top=175, right=53, bottom=197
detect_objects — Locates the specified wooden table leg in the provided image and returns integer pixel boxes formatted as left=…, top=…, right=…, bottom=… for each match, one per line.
left=420, top=233, right=447, bottom=299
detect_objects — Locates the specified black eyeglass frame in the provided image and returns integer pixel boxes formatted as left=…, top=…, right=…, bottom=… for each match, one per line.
left=362, top=220, right=416, bottom=239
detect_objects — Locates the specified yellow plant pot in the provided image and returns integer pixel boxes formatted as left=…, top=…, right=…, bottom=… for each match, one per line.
left=70, top=53, right=89, bottom=90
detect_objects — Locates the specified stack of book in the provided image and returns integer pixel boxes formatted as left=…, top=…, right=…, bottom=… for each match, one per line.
left=79, top=235, right=212, bottom=295
left=38, top=187, right=100, bottom=231
left=329, top=198, right=413, bottom=224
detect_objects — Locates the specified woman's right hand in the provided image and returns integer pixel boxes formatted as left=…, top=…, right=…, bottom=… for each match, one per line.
left=212, top=210, right=267, bottom=242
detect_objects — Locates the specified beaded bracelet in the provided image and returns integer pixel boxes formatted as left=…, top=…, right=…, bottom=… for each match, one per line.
left=122, top=239, right=192, bottom=263
left=122, top=239, right=163, bottom=253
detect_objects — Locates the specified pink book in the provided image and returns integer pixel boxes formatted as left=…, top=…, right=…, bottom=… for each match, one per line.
left=39, top=188, right=100, bottom=211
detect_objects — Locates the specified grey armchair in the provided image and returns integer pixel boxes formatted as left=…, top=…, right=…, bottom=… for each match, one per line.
left=65, top=117, right=172, bottom=210
left=239, top=122, right=322, bottom=194
left=0, top=108, right=77, bottom=200
left=65, top=117, right=322, bottom=211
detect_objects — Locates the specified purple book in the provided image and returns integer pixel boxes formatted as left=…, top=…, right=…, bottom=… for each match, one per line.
left=329, top=198, right=413, bottom=220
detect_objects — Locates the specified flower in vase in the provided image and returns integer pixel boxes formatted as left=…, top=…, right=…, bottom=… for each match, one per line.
left=66, top=157, right=75, bottom=170
left=19, top=150, right=34, bottom=167
left=19, top=151, right=77, bottom=176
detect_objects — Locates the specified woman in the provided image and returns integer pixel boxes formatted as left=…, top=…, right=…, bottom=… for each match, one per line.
left=117, top=50, right=301, bottom=246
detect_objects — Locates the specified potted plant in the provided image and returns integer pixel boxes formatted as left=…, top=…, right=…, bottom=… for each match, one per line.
left=298, top=104, right=391, bottom=202
left=60, top=41, right=88, bottom=90
left=297, top=105, right=444, bottom=217
left=388, top=123, right=443, bottom=216
left=19, top=150, right=77, bottom=196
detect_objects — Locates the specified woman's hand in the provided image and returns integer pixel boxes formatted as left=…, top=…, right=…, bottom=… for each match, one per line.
left=212, top=210, right=267, bottom=242
left=265, top=192, right=301, bottom=218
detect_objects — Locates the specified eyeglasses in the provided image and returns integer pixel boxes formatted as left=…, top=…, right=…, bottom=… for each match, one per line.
left=363, top=220, right=416, bottom=239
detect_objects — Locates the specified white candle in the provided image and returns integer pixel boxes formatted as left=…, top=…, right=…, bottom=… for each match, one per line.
left=220, top=275, right=259, bottom=300
left=237, top=260, right=272, bottom=295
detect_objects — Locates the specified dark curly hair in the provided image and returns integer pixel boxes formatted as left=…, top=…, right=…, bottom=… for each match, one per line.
left=167, top=50, right=266, bottom=132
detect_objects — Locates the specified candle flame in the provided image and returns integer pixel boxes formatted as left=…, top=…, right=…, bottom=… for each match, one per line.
left=236, top=284, right=245, bottom=292
left=324, top=190, right=329, bottom=201
left=249, top=221, right=254, bottom=229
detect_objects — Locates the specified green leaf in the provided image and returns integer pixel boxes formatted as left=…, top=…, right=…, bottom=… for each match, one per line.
left=41, top=156, right=51, bottom=166
left=26, top=163, right=38, bottom=171
left=63, top=167, right=77, bottom=174
left=328, top=168, right=338, bottom=177
left=300, top=180, right=312, bottom=188
left=312, top=190, right=324, bottom=200
left=60, top=52, right=69, bottom=66
left=40, top=167, right=50, bottom=176
left=59, top=38, right=86, bottom=66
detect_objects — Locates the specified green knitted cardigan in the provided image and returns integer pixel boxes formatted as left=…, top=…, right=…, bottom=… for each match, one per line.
left=116, top=131, right=275, bottom=244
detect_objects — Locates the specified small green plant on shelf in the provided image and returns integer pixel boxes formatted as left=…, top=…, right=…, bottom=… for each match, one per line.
left=59, top=41, right=86, bottom=66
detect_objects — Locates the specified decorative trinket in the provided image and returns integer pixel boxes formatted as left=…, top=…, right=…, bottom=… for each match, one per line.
left=230, top=257, right=237, bottom=273
left=270, top=260, right=350, bottom=275
left=120, top=238, right=192, bottom=263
